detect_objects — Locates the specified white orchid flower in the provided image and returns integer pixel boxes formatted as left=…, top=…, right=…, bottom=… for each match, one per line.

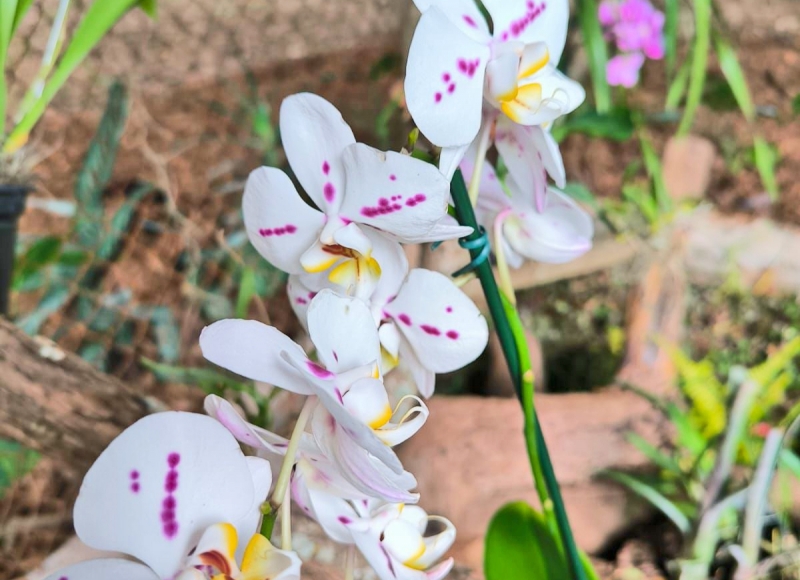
left=289, top=266, right=489, bottom=398
left=44, top=413, right=300, bottom=580
left=244, top=92, right=471, bottom=299
left=405, top=0, right=584, bottom=160
left=463, top=153, right=594, bottom=267
left=348, top=503, right=457, bottom=580
left=200, top=291, right=427, bottom=502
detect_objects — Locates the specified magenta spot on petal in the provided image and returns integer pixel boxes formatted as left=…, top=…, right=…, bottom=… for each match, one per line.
left=421, top=324, right=441, bottom=336
left=333, top=350, right=339, bottom=362
left=163, top=496, right=176, bottom=509
left=390, top=174, right=397, bottom=181
left=334, top=387, right=344, bottom=404
left=443, top=73, right=451, bottom=82
left=446, top=330, right=460, bottom=340
left=296, top=297, right=308, bottom=305
left=161, top=509, right=176, bottom=523
left=163, top=521, right=179, bottom=539
left=130, top=470, right=140, bottom=479
left=435, top=92, right=442, bottom=103
left=286, top=224, right=297, bottom=234
left=446, top=306, right=453, bottom=313
left=463, top=14, right=478, bottom=27
left=448, top=83, right=456, bottom=94
left=340, top=216, right=352, bottom=225
left=130, top=483, right=140, bottom=493
left=398, top=314, right=412, bottom=326
left=307, top=360, right=334, bottom=379
left=167, top=453, right=180, bottom=468
left=379, top=197, right=390, bottom=206
left=324, top=182, right=336, bottom=202
left=322, top=161, right=330, bottom=175
left=338, top=516, right=352, bottom=524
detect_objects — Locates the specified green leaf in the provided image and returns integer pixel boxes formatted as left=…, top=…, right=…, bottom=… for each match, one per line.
left=553, top=108, right=634, bottom=142
left=576, top=0, right=612, bottom=113
left=14, top=235, right=63, bottom=289
left=0, top=439, right=39, bottom=498
left=149, top=306, right=180, bottom=363
left=603, top=471, right=691, bottom=532
left=5, top=0, right=152, bottom=151
left=639, top=131, right=671, bottom=213
left=73, top=81, right=130, bottom=248
left=792, top=94, right=800, bottom=116
left=11, top=0, right=34, bottom=35
left=17, top=286, right=71, bottom=335
left=666, top=57, right=691, bottom=111
left=97, top=182, right=151, bottom=260
left=664, top=0, right=679, bottom=75
left=561, top=182, right=600, bottom=209
left=626, top=432, right=682, bottom=475
left=677, top=0, right=712, bottom=135
left=235, top=267, right=258, bottom=318
left=485, top=501, right=570, bottom=580
left=713, top=33, right=755, bottom=122
left=141, top=357, right=251, bottom=394
left=753, top=136, right=779, bottom=201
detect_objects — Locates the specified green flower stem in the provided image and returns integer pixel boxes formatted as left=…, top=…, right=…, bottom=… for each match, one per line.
left=260, top=396, right=316, bottom=538
left=449, top=169, right=588, bottom=580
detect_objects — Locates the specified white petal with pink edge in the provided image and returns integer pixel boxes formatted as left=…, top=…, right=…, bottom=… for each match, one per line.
left=386, top=269, right=489, bottom=374
left=405, top=7, right=491, bottom=148
left=504, top=186, right=594, bottom=264
left=338, top=144, right=461, bottom=243
left=73, top=413, right=256, bottom=580
left=204, top=395, right=290, bottom=455
left=200, top=319, right=313, bottom=395
left=242, top=167, right=326, bottom=275
left=483, top=0, right=569, bottom=64
left=279, top=93, right=355, bottom=214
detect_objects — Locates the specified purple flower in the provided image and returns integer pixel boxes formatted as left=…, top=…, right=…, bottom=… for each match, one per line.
left=598, top=0, right=665, bottom=87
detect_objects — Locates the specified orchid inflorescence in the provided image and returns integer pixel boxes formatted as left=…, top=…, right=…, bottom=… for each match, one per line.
left=48, top=2, right=593, bottom=579
left=599, top=0, right=666, bottom=88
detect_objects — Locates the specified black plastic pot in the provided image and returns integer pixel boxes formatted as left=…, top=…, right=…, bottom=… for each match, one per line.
left=0, top=184, right=30, bottom=316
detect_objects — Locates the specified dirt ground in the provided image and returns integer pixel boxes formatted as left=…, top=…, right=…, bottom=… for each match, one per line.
left=1, top=0, right=799, bottom=577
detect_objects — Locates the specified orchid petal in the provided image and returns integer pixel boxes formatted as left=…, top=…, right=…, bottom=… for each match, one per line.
left=205, top=395, right=290, bottom=455
left=200, top=319, right=313, bottom=395
left=386, top=269, right=489, bottom=374
left=438, top=144, right=470, bottom=180
left=503, top=66, right=585, bottom=125
left=233, top=457, right=274, bottom=561
left=406, top=7, right=491, bottom=148
left=73, top=413, right=256, bottom=579
left=44, top=559, right=160, bottom=580
left=504, top=187, right=594, bottom=263
left=343, top=378, right=393, bottom=429
left=367, top=227, right=409, bottom=314
left=311, top=408, right=419, bottom=503
left=378, top=322, right=402, bottom=370
left=338, top=144, right=464, bottom=243
left=399, top=339, right=436, bottom=399
left=495, top=121, right=549, bottom=211
left=240, top=534, right=302, bottom=580
left=282, top=351, right=403, bottom=475
left=286, top=274, right=319, bottom=327
left=243, top=167, right=325, bottom=275
left=279, top=93, right=355, bottom=214
left=293, top=474, right=360, bottom=543
left=307, top=290, right=381, bottom=374
left=415, top=517, right=457, bottom=568
left=484, top=0, right=569, bottom=64
left=518, top=42, right=551, bottom=81
left=185, top=523, right=240, bottom=577
left=376, top=396, right=430, bottom=447
left=486, top=51, right=521, bottom=103
left=413, top=0, right=491, bottom=42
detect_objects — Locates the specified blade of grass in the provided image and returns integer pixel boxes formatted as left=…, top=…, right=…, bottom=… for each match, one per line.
left=639, top=129, right=672, bottom=213
left=713, top=33, right=754, bottom=121
left=4, top=0, right=153, bottom=152
left=677, top=0, right=712, bottom=136
left=753, top=135, right=779, bottom=201
left=666, top=56, right=692, bottom=111
left=664, top=0, right=679, bottom=76
left=604, top=470, right=691, bottom=533
left=0, top=0, right=19, bottom=137
left=577, top=0, right=612, bottom=113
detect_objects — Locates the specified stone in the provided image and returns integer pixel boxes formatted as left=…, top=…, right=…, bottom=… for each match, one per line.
left=398, top=393, right=667, bottom=572
left=485, top=326, right=546, bottom=396
left=662, top=136, right=716, bottom=202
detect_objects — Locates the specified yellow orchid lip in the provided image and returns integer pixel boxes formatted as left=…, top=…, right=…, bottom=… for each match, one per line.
left=403, top=540, right=428, bottom=570
left=518, top=48, right=550, bottom=80
left=368, top=404, right=394, bottom=429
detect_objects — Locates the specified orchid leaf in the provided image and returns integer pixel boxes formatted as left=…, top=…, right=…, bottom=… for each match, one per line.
left=576, top=0, right=611, bottom=112
left=603, top=471, right=691, bottom=533
left=677, top=0, right=711, bottom=135
left=485, top=502, right=570, bottom=580
left=553, top=108, right=634, bottom=142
